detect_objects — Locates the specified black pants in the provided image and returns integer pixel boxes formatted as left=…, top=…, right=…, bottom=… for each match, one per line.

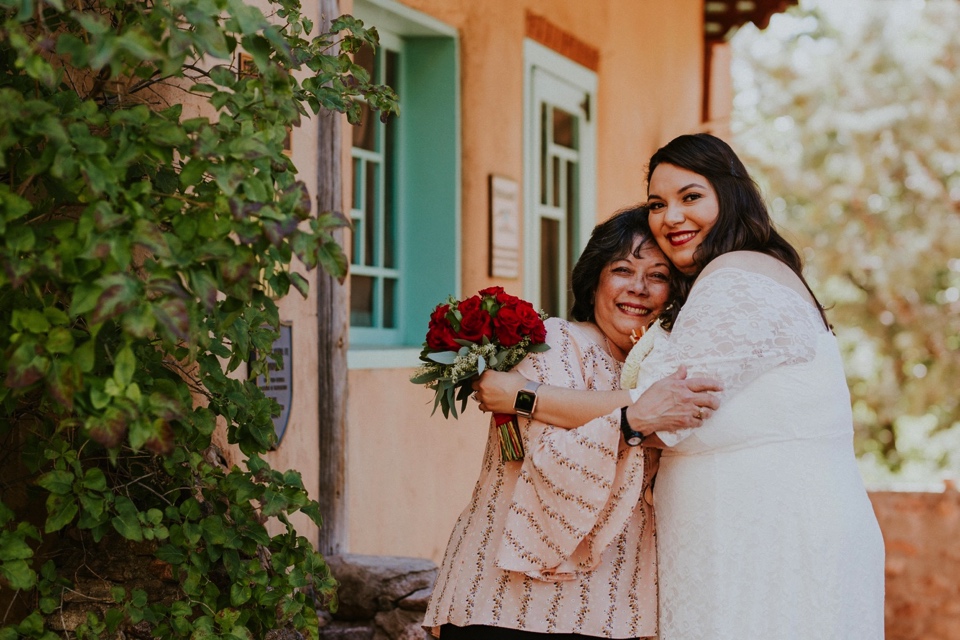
left=439, top=624, right=638, bottom=640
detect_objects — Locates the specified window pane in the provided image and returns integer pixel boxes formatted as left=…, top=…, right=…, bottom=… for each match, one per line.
left=352, top=157, right=363, bottom=211
left=351, top=218, right=363, bottom=266
left=552, top=155, right=561, bottom=207
left=350, top=275, right=375, bottom=327
left=540, top=218, right=560, bottom=318
left=383, top=278, right=397, bottom=329
left=540, top=103, right=548, bottom=205
left=384, top=80, right=397, bottom=269
left=552, top=107, right=576, bottom=148
left=352, top=44, right=377, bottom=151
left=364, top=161, right=378, bottom=267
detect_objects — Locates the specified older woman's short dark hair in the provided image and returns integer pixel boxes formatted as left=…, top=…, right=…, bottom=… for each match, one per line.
left=570, top=205, right=683, bottom=325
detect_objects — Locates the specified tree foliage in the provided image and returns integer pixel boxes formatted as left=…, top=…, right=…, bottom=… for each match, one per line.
left=732, top=0, right=960, bottom=479
left=0, top=0, right=397, bottom=637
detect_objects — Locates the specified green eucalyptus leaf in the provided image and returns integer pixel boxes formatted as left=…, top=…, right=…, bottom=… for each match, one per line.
left=426, top=351, right=457, bottom=365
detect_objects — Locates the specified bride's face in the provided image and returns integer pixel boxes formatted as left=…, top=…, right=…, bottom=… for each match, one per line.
left=593, top=236, right=672, bottom=357
left=646, top=163, right=720, bottom=275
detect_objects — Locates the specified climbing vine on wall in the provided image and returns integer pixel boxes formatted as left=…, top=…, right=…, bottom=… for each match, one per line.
left=0, top=0, right=397, bottom=637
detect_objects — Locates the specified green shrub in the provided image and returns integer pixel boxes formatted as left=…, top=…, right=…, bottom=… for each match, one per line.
left=0, top=0, right=397, bottom=637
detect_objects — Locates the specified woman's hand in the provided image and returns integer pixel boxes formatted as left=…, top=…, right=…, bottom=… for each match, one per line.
left=471, top=370, right=529, bottom=414
left=626, top=365, right=722, bottom=435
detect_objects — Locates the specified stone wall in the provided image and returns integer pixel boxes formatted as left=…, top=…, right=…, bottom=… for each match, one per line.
left=871, top=486, right=960, bottom=640
left=319, top=555, right=437, bottom=640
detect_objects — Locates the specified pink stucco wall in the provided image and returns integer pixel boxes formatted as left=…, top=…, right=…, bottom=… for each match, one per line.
left=343, top=0, right=704, bottom=562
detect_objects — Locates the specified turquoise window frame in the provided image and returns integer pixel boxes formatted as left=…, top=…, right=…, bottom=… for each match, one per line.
left=348, top=0, right=461, bottom=367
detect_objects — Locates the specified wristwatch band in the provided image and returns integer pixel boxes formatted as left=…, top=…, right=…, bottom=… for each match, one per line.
left=620, top=406, right=645, bottom=446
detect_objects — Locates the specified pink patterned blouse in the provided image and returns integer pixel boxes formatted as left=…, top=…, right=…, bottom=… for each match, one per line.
left=424, top=318, right=659, bottom=639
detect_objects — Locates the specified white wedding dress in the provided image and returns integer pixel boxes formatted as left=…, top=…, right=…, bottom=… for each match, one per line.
left=631, top=267, right=885, bottom=639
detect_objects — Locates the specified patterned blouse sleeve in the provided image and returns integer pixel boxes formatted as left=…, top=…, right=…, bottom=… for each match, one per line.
left=630, top=267, right=826, bottom=446
left=494, top=319, right=647, bottom=580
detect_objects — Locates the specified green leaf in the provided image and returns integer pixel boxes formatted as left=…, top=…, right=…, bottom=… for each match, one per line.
left=0, top=535, right=33, bottom=562
left=111, top=496, right=143, bottom=541
left=82, top=468, right=107, bottom=492
left=45, top=327, right=75, bottom=354
left=230, top=582, right=252, bottom=606
left=16, top=611, right=45, bottom=636
left=155, top=544, right=186, bottom=565
left=289, top=272, right=309, bottom=297
left=113, top=345, right=136, bottom=387
left=45, top=494, right=78, bottom=533
left=36, top=470, right=74, bottom=494
left=69, top=282, right=103, bottom=318
left=0, top=559, right=37, bottom=590
left=426, top=351, right=457, bottom=365
left=73, top=338, right=96, bottom=372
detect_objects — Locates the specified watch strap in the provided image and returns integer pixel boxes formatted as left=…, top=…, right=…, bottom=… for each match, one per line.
left=620, top=406, right=645, bottom=446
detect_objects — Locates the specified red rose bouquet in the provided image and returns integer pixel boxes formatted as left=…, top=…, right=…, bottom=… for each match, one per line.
left=410, top=287, right=549, bottom=461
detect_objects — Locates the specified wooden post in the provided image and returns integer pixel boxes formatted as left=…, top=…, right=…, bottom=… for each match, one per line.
left=316, top=0, right=348, bottom=557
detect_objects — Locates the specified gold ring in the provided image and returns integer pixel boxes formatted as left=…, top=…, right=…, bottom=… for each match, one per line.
left=696, top=408, right=703, bottom=420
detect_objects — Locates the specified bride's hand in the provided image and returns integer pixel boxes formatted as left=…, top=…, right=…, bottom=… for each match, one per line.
left=471, top=370, right=529, bottom=414
left=627, top=365, right=723, bottom=434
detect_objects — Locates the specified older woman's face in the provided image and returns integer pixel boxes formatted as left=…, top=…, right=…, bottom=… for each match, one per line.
left=646, top=162, right=720, bottom=275
left=593, top=235, right=672, bottom=356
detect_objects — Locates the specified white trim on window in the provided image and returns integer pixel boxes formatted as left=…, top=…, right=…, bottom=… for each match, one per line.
left=522, top=39, right=597, bottom=316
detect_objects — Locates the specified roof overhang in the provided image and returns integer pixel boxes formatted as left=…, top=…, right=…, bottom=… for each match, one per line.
left=704, top=0, right=799, bottom=43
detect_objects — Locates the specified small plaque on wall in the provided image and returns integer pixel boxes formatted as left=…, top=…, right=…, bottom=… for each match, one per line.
left=489, top=175, right=520, bottom=278
left=254, top=322, right=293, bottom=448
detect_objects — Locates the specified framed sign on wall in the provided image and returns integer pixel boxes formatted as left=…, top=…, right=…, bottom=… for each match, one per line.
left=489, top=175, right=520, bottom=279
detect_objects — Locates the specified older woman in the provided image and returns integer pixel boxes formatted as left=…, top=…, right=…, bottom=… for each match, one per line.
left=475, top=134, right=885, bottom=639
left=422, top=206, right=721, bottom=640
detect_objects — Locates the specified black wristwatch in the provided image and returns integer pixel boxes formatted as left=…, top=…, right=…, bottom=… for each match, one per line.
left=514, top=381, right=542, bottom=418
left=620, top=406, right=645, bottom=446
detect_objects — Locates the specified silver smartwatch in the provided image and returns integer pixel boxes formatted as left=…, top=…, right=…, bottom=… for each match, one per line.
left=514, top=381, right=542, bottom=418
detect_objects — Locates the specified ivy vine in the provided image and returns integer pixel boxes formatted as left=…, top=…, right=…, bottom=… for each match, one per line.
left=0, top=0, right=397, bottom=637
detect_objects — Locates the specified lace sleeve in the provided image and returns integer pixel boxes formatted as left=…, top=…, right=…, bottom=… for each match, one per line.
left=632, top=267, right=826, bottom=446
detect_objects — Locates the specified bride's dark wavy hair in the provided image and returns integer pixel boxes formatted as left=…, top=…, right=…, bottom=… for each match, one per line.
left=570, top=204, right=689, bottom=330
left=646, top=133, right=827, bottom=327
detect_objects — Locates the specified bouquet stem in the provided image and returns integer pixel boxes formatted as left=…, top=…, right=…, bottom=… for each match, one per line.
left=494, top=413, right=525, bottom=462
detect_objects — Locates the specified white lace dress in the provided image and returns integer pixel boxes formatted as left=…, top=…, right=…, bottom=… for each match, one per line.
left=629, top=267, right=885, bottom=639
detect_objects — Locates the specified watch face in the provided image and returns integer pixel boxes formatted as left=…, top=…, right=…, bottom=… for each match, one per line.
left=514, top=390, right=537, bottom=415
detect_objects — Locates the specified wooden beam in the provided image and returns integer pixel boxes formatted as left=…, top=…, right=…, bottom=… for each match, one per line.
left=316, top=0, right=348, bottom=557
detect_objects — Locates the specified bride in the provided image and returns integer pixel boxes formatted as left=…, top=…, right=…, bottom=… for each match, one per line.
left=475, top=134, right=885, bottom=639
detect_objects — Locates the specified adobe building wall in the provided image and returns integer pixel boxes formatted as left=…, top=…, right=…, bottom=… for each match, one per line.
left=343, top=0, right=703, bottom=562
left=871, top=487, right=960, bottom=640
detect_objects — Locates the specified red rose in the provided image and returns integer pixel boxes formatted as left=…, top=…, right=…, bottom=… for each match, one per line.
left=426, top=304, right=459, bottom=351
left=516, top=301, right=547, bottom=344
left=457, top=295, right=494, bottom=343
left=492, top=305, right=523, bottom=347
left=479, top=286, right=519, bottom=307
